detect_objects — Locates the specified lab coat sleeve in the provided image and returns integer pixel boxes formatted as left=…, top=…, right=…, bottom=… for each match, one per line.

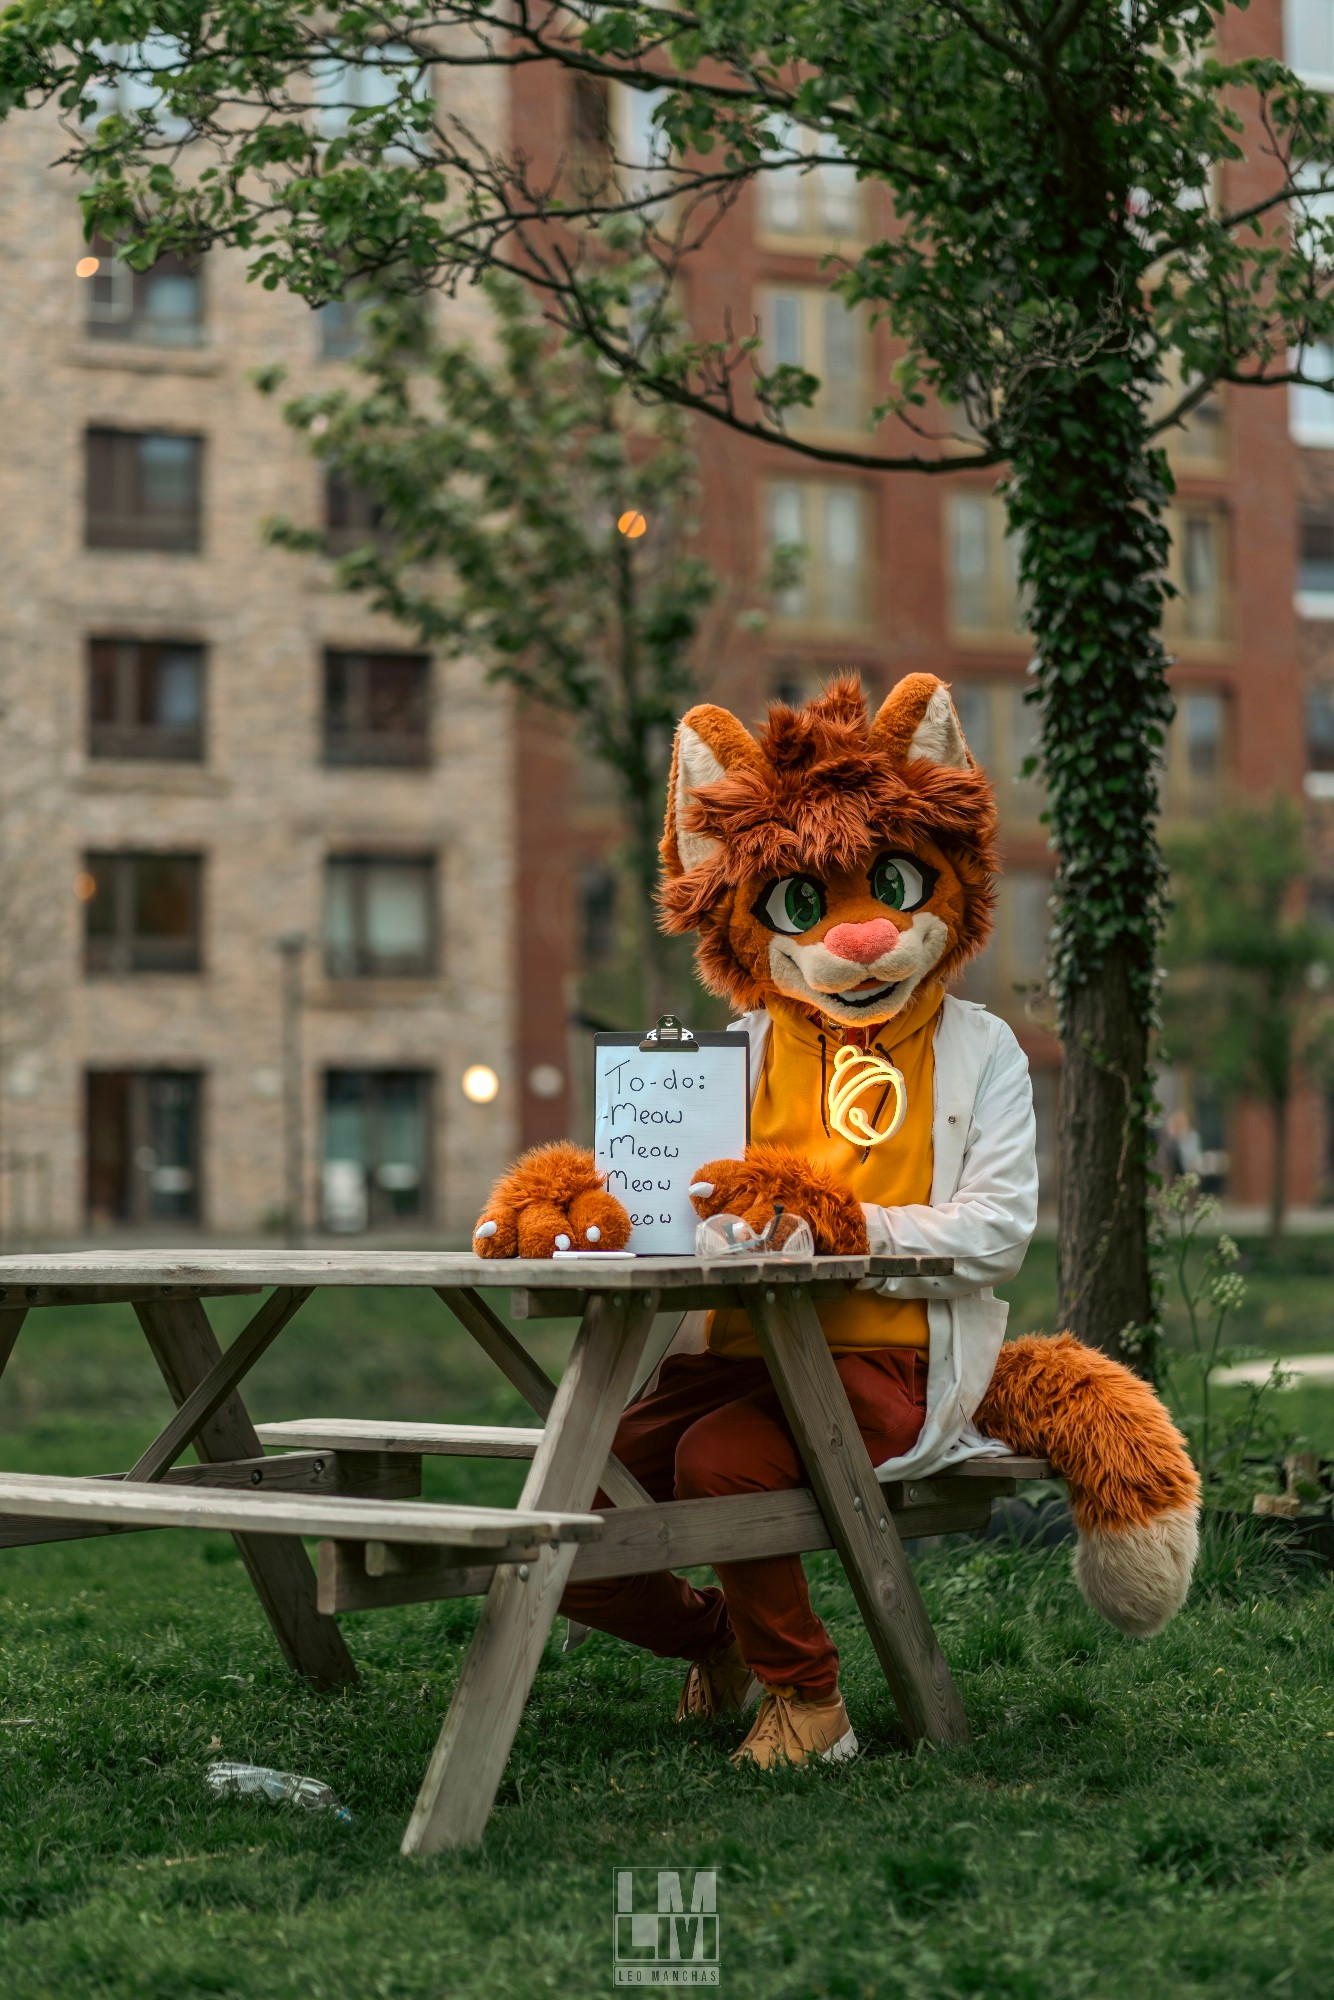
left=861, top=1021, right=1038, bottom=1298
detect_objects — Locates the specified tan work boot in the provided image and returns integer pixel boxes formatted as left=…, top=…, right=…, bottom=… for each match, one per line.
left=676, top=1637, right=760, bottom=1721
left=729, top=1685, right=858, bottom=1770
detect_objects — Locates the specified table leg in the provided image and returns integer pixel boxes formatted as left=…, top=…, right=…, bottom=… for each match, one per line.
left=0, top=1308, right=26, bottom=1381
left=436, top=1286, right=653, bottom=1508
left=135, top=1296, right=356, bottom=1691
left=402, top=1287, right=660, bottom=1855
left=747, top=1285, right=968, bottom=1747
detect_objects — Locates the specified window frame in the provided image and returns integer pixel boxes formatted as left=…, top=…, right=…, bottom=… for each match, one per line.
left=945, top=489, right=1030, bottom=644
left=1162, top=503, right=1230, bottom=652
left=755, top=117, right=866, bottom=251
left=757, top=283, right=871, bottom=441
left=85, top=427, right=204, bottom=554
left=83, top=851, right=204, bottom=976
left=322, top=648, right=431, bottom=767
left=85, top=234, right=205, bottom=348
left=322, top=853, right=439, bottom=981
left=764, top=477, right=873, bottom=633
left=85, top=1066, right=204, bottom=1228
left=321, top=1067, right=435, bottom=1231
left=1285, top=0, right=1334, bottom=91
left=87, top=637, right=206, bottom=761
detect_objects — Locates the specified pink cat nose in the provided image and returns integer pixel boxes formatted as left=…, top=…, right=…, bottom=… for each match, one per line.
left=823, top=919, right=901, bottom=964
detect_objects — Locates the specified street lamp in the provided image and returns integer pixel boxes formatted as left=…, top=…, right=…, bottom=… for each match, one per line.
left=276, top=932, right=307, bottom=1247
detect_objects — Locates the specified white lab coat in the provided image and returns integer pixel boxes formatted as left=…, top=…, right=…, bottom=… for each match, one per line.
left=654, top=995, right=1038, bottom=1479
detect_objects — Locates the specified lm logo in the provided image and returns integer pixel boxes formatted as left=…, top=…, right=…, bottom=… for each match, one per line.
left=612, top=1867, right=720, bottom=1986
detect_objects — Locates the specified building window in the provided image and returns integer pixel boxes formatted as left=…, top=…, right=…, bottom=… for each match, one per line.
left=759, top=286, right=868, bottom=438
left=85, top=429, right=202, bottom=553
left=579, top=862, right=619, bottom=964
left=312, top=43, right=429, bottom=144
left=757, top=116, right=863, bottom=245
left=947, top=679, right=1046, bottom=826
left=82, top=35, right=192, bottom=141
left=1308, top=686, right=1334, bottom=772
left=323, top=649, right=430, bottom=766
left=85, top=235, right=203, bottom=347
left=1299, top=508, right=1334, bottom=617
left=318, top=295, right=369, bottom=359
left=1286, top=0, right=1334, bottom=85
left=322, top=1069, right=432, bottom=1230
left=1162, top=506, right=1228, bottom=647
left=1290, top=342, right=1334, bottom=445
left=1156, top=689, right=1230, bottom=818
left=86, top=1069, right=202, bottom=1227
left=324, top=856, right=436, bottom=979
left=1153, top=357, right=1227, bottom=470
left=766, top=481, right=870, bottom=629
left=946, top=491, right=1028, bottom=640
left=957, top=866, right=1052, bottom=1006
left=88, top=639, right=204, bottom=760
left=325, top=468, right=390, bottom=556
left=83, top=853, right=203, bottom=975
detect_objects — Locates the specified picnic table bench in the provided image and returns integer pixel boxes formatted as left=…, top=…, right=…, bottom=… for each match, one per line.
left=0, top=1251, right=1048, bottom=1854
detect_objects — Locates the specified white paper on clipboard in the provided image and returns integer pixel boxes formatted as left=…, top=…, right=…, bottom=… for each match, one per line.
left=593, top=1021, right=750, bottom=1254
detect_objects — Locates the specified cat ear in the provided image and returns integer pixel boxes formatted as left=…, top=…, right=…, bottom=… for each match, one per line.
left=662, top=705, right=761, bottom=875
left=869, top=674, right=971, bottom=770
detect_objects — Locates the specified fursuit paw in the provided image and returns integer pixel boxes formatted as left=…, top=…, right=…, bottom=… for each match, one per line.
left=473, top=1142, right=632, bottom=1259
left=687, top=1143, right=869, bottom=1254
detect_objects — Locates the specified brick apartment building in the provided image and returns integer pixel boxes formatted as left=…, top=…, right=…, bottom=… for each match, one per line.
left=0, top=70, right=520, bottom=1243
left=1, top=14, right=1332, bottom=1241
left=515, top=0, right=1333, bottom=1212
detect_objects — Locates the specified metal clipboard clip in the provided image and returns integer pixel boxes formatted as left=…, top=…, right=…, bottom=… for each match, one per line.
left=638, top=1013, right=699, bottom=1053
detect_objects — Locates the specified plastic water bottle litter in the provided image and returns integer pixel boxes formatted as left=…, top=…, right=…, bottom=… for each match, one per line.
left=205, top=1760, right=353, bottom=1822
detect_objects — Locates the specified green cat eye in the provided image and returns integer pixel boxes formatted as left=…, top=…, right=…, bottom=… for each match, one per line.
left=870, top=853, right=929, bottom=912
left=756, top=875, right=826, bottom=936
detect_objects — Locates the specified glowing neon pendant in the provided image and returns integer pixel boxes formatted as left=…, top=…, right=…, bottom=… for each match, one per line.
left=827, top=1043, right=908, bottom=1149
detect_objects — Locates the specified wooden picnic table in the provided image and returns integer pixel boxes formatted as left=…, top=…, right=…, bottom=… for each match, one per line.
left=0, top=1250, right=1047, bottom=1854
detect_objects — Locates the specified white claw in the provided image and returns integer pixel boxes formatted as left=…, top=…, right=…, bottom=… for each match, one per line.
left=474, top=1220, right=498, bottom=1239
left=554, top=1232, right=572, bottom=1251
left=688, top=1183, right=715, bottom=1200
left=585, top=1226, right=602, bottom=1243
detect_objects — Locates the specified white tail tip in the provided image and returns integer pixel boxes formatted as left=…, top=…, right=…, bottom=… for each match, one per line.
left=1073, top=1506, right=1200, bottom=1638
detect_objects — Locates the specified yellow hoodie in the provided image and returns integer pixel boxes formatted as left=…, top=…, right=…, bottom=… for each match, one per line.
left=707, top=980, right=943, bottom=1358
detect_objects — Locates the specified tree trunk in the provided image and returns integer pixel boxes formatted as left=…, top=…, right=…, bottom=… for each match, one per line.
left=1269, top=1094, right=1290, bottom=1248
left=1008, top=346, right=1174, bottom=1378
left=1056, top=956, right=1153, bottom=1370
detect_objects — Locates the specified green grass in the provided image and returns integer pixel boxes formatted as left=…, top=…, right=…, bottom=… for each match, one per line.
left=0, top=1272, right=1331, bottom=1997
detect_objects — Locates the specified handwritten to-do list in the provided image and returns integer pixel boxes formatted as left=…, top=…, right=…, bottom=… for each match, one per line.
left=593, top=1035, right=750, bottom=1254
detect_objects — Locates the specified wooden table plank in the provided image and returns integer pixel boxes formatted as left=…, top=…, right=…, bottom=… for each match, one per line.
left=257, top=1419, right=549, bottom=1459
left=0, top=1470, right=602, bottom=1546
left=747, top=1284, right=970, bottom=1748
left=319, top=1479, right=1003, bottom=1614
left=402, top=1289, right=660, bottom=1856
left=0, top=1250, right=942, bottom=1291
left=0, top=1450, right=422, bottom=1550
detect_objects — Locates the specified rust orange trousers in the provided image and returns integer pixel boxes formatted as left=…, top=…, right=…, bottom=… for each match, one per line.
left=559, top=1344, right=928, bottom=1697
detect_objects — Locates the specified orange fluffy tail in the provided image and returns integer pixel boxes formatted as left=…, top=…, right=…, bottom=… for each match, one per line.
left=976, top=1334, right=1201, bottom=1637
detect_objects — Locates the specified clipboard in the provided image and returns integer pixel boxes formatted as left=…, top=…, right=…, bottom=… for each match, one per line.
left=593, top=1015, right=750, bottom=1255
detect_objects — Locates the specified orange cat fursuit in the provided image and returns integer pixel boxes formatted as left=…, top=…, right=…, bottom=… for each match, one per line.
left=474, top=674, right=1198, bottom=1768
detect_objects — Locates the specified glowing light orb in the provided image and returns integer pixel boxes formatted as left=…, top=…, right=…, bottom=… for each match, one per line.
left=617, top=510, right=648, bottom=539
left=75, top=256, right=100, bottom=279
left=461, top=1063, right=500, bottom=1104
left=73, top=871, right=97, bottom=902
